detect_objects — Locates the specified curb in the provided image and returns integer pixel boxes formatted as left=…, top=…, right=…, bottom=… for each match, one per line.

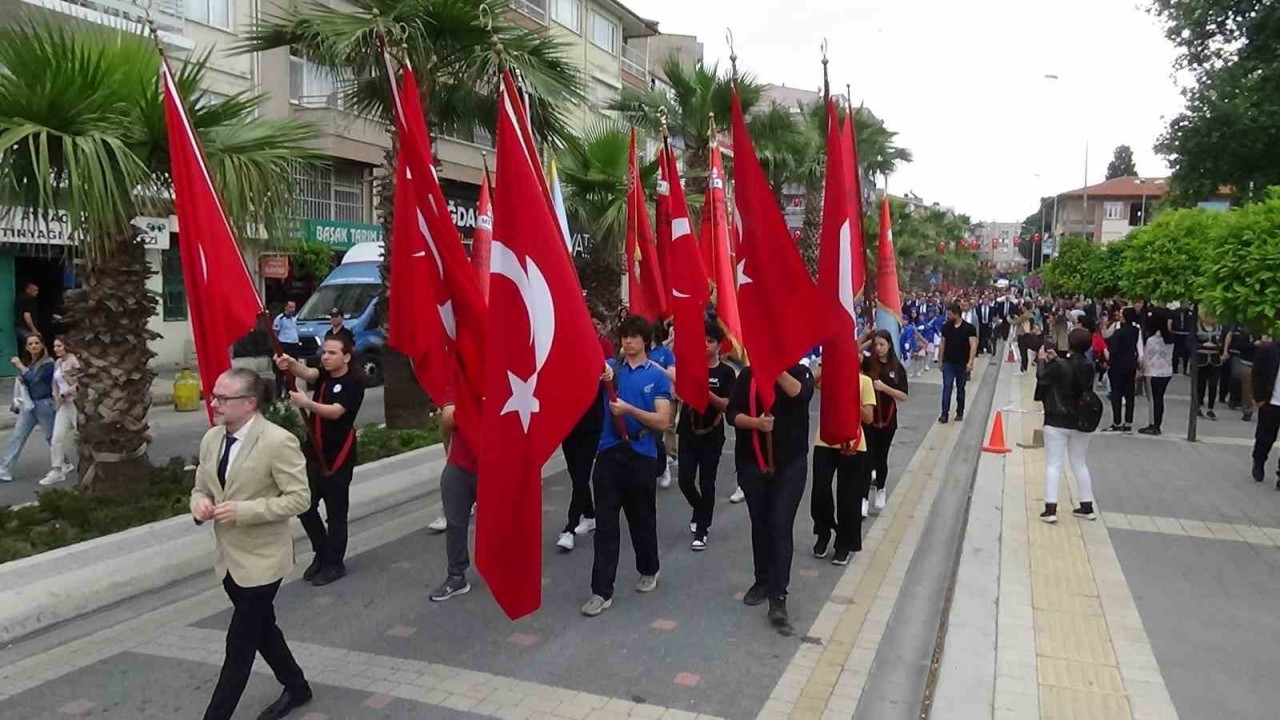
left=854, top=348, right=1007, bottom=720
left=0, top=442, right=547, bottom=645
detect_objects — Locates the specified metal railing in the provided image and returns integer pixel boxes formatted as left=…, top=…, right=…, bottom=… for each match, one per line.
left=80, top=0, right=185, bottom=34
left=621, top=43, right=648, bottom=82
left=511, top=0, right=547, bottom=24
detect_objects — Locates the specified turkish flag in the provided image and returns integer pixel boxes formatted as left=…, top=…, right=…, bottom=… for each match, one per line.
left=161, top=62, right=262, bottom=424
left=702, top=142, right=745, bottom=358
left=386, top=62, right=487, bottom=450
left=654, top=144, right=673, bottom=304
left=840, top=110, right=868, bottom=302
left=875, top=197, right=904, bottom=352
left=816, top=99, right=862, bottom=448
left=472, top=172, right=494, bottom=299
left=480, top=71, right=600, bottom=620
left=661, top=137, right=711, bottom=414
left=625, top=129, right=666, bottom=322
left=730, top=88, right=829, bottom=411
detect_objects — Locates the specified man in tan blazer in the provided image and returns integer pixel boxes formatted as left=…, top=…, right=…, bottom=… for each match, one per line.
left=192, top=368, right=313, bottom=720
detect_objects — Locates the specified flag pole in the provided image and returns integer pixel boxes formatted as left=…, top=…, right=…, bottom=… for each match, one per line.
left=727, top=27, right=773, bottom=473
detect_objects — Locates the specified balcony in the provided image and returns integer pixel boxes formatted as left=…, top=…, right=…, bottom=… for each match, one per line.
left=621, top=42, right=648, bottom=87
left=511, top=0, right=546, bottom=24
left=1, top=0, right=191, bottom=47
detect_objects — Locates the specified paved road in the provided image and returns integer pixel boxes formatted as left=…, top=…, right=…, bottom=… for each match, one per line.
left=0, top=369, right=954, bottom=719
left=0, top=387, right=387, bottom=508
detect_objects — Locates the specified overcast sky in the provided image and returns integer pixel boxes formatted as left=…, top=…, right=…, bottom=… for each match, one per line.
left=626, top=0, right=1186, bottom=222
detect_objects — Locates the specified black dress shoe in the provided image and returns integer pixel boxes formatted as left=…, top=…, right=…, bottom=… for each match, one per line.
left=302, top=557, right=323, bottom=582
left=767, top=597, right=789, bottom=627
left=310, top=563, right=346, bottom=586
left=1254, top=462, right=1266, bottom=483
left=256, top=686, right=312, bottom=720
left=743, top=583, right=769, bottom=607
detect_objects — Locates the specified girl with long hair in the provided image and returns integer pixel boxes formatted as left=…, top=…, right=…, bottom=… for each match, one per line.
left=863, top=330, right=909, bottom=513
left=0, top=335, right=56, bottom=482
left=1192, top=307, right=1223, bottom=420
left=1139, top=313, right=1174, bottom=435
left=43, top=336, right=81, bottom=485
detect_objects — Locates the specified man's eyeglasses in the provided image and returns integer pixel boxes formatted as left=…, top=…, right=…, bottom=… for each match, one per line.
left=211, top=393, right=252, bottom=404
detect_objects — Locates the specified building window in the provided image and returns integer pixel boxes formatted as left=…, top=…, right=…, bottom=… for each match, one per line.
left=550, top=0, right=581, bottom=31
left=289, top=56, right=343, bottom=109
left=290, top=160, right=369, bottom=223
left=1104, top=201, right=1124, bottom=220
left=185, top=0, right=230, bottom=28
left=588, top=10, right=617, bottom=54
left=161, top=236, right=187, bottom=321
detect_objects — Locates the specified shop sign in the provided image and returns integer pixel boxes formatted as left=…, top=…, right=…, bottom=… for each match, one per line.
left=0, top=208, right=171, bottom=249
left=302, top=219, right=384, bottom=250
left=260, top=254, right=291, bottom=279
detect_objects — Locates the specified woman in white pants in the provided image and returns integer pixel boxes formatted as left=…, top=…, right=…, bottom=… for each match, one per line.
left=1035, top=329, right=1097, bottom=524
left=42, top=337, right=80, bottom=486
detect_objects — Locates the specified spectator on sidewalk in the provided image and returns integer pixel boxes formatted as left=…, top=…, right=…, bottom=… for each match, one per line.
left=15, top=281, right=41, bottom=362
left=937, top=302, right=977, bottom=424
left=1105, top=308, right=1141, bottom=433
left=192, top=368, right=313, bottom=720
left=0, top=335, right=56, bottom=483
left=271, top=300, right=301, bottom=400
left=1036, top=329, right=1099, bottom=524
left=1223, top=324, right=1259, bottom=421
left=1250, top=336, right=1280, bottom=487
left=1191, top=308, right=1224, bottom=421
left=42, top=337, right=80, bottom=486
left=1139, top=315, right=1174, bottom=436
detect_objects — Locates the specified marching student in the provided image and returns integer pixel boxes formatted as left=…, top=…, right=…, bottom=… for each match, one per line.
left=276, top=335, right=365, bottom=587
left=726, top=361, right=815, bottom=628
left=676, top=320, right=737, bottom=551
left=809, top=356, right=877, bottom=566
left=649, top=320, right=677, bottom=489
left=193, top=369, right=312, bottom=720
left=556, top=306, right=617, bottom=552
left=428, top=401, right=479, bottom=602
left=581, top=316, right=673, bottom=617
left=864, top=329, right=910, bottom=513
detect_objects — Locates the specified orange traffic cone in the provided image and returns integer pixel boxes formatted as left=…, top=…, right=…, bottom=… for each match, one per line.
left=1005, top=345, right=1017, bottom=364
left=982, top=411, right=1012, bottom=454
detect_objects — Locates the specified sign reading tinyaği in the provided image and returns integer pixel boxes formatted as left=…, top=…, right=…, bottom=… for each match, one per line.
left=302, top=220, right=384, bottom=249
left=0, top=208, right=171, bottom=249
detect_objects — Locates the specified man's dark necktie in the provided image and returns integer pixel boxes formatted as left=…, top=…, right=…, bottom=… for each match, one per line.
left=218, top=436, right=237, bottom=488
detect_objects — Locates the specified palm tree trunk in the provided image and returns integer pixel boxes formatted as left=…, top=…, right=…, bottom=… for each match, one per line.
left=64, top=233, right=158, bottom=497
left=799, top=181, right=822, bottom=278
left=376, top=142, right=433, bottom=430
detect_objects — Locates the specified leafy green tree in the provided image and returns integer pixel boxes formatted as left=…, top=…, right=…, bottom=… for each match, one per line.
left=0, top=22, right=317, bottom=493
left=1152, top=0, right=1280, bottom=205
left=1041, top=236, right=1096, bottom=296
left=1088, top=240, right=1129, bottom=298
left=1197, top=189, right=1280, bottom=333
left=1118, top=208, right=1213, bottom=302
left=1106, top=145, right=1138, bottom=179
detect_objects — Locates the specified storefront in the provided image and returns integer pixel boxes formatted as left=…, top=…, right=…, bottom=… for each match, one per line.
left=259, top=219, right=385, bottom=313
left=0, top=209, right=178, bottom=375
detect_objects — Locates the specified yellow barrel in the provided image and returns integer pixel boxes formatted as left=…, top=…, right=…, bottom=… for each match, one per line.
left=173, top=368, right=202, bottom=412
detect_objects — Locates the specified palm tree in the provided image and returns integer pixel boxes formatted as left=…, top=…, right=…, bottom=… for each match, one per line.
left=556, top=122, right=657, bottom=310
left=0, top=21, right=317, bottom=494
left=610, top=56, right=765, bottom=196
left=238, top=0, right=584, bottom=429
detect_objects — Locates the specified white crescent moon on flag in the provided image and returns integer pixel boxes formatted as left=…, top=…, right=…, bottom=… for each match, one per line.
left=490, top=241, right=556, bottom=431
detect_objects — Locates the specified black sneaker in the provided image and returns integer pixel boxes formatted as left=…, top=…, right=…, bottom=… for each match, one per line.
left=1196, top=409, right=1205, bottom=419
left=1039, top=503, right=1058, bottom=524
left=1253, top=462, right=1265, bottom=483
left=812, top=534, right=831, bottom=558
left=1072, top=503, right=1097, bottom=521
left=1206, top=410, right=1217, bottom=421
left=956, top=410, right=965, bottom=422
left=767, top=597, right=789, bottom=627
left=1137, top=426, right=1159, bottom=436
left=743, top=583, right=769, bottom=607
left=429, top=575, right=471, bottom=602
left=1121, top=424, right=1132, bottom=433
left=938, top=414, right=949, bottom=424
left=310, top=562, right=346, bottom=586
left=302, top=556, right=323, bottom=582
left=832, top=549, right=851, bottom=566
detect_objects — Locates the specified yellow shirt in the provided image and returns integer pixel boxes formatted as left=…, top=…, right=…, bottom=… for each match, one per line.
left=814, top=374, right=877, bottom=452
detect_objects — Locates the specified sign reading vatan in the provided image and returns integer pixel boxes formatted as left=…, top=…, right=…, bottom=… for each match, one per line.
left=0, top=207, right=171, bottom=249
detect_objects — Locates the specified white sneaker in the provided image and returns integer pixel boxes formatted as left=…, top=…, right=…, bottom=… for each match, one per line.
left=38, top=470, right=67, bottom=487
left=659, top=464, right=673, bottom=488
left=574, top=517, right=596, bottom=535
left=874, top=488, right=887, bottom=512
left=729, top=487, right=745, bottom=504
left=861, top=498, right=869, bottom=518
left=0, top=469, right=12, bottom=483
left=471, top=503, right=476, bottom=516
left=690, top=521, right=698, bottom=535
left=636, top=573, right=659, bottom=593
left=556, top=532, right=575, bottom=551
left=428, top=516, right=448, bottom=534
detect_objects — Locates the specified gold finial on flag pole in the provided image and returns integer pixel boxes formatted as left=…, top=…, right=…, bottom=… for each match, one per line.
left=821, top=38, right=830, bottom=102
left=726, top=29, right=738, bottom=82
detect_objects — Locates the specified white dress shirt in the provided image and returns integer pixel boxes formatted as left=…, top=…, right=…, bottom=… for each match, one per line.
left=223, top=415, right=255, bottom=474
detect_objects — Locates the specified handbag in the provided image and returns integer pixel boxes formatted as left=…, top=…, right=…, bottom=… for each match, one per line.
left=10, top=377, right=32, bottom=415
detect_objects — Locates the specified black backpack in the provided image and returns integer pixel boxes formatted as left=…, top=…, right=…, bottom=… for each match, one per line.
left=1065, top=355, right=1104, bottom=433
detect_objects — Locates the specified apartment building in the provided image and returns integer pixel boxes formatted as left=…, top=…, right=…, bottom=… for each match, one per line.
left=973, top=221, right=1027, bottom=272
left=0, top=0, right=673, bottom=368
